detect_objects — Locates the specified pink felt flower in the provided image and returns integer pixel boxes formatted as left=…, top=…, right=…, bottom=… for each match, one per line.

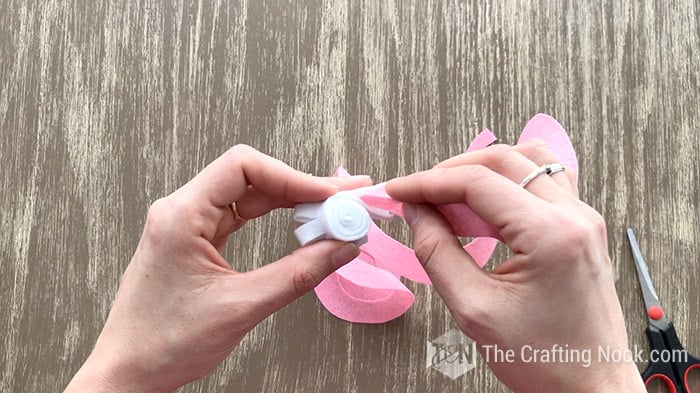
left=314, top=114, right=578, bottom=324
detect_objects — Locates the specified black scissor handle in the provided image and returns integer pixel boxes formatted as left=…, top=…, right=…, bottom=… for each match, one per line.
left=663, top=324, right=700, bottom=393
left=643, top=324, right=700, bottom=393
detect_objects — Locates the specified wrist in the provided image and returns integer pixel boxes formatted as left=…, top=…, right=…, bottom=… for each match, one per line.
left=65, top=349, right=168, bottom=393
left=604, top=363, right=646, bottom=393
left=575, top=361, right=646, bottom=393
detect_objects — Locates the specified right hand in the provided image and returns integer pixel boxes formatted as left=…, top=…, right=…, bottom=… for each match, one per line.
left=386, top=141, right=646, bottom=393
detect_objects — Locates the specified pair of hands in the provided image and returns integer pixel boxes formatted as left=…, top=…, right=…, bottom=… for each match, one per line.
left=65, top=144, right=645, bottom=393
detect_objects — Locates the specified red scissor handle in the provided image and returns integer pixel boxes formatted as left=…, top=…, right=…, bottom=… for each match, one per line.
left=684, top=363, right=700, bottom=393
left=646, top=373, right=678, bottom=393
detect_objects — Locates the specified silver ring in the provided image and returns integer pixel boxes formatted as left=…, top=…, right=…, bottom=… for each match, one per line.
left=519, top=163, right=565, bottom=188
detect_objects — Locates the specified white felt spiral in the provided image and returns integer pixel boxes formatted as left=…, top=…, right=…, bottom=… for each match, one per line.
left=322, top=195, right=371, bottom=241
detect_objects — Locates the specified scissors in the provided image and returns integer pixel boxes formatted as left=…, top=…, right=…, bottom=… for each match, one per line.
left=627, top=228, right=700, bottom=393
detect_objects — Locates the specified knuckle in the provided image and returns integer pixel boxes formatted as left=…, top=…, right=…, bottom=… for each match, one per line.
left=551, top=218, right=588, bottom=249
left=230, top=143, right=253, bottom=153
left=292, top=266, right=324, bottom=295
left=227, top=144, right=255, bottom=158
left=483, top=143, right=512, bottom=155
left=502, top=148, right=528, bottom=163
left=585, top=212, right=609, bottom=245
left=145, top=196, right=194, bottom=242
left=522, top=138, right=550, bottom=152
left=145, top=198, right=172, bottom=230
left=221, top=144, right=255, bottom=164
left=480, top=147, right=530, bottom=177
left=567, top=217, right=603, bottom=245
left=479, top=144, right=513, bottom=166
left=516, top=138, right=555, bottom=160
left=466, top=164, right=495, bottom=186
left=547, top=209, right=608, bottom=259
left=413, top=230, right=443, bottom=269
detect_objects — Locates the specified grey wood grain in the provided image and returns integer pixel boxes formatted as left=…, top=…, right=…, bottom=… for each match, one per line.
left=1, top=1, right=699, bottom=392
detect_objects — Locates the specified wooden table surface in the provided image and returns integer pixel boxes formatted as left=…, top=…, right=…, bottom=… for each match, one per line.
left=1, top=1, right=699, bottom=392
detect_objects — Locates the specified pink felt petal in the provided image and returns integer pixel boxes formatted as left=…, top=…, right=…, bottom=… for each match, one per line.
left=467, top=129, right=497, bottom=151
left=335, top=166, right=351, bottom=177
left=459, top=129, right=500, bottom=267
left=362, top=223, right=431, bottom=284
left=314, top=258, right=414, bottom=324
left=360, top=195, right=404, bottom=217
left=463, top=237, right=499, bottom=268
left=357, top=183, right=406, bottom=217
left=518, top=114, right=579, bottom=177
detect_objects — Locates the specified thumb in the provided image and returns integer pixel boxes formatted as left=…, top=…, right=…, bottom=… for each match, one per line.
left=404, top=203, right=491, bottom=312
left=241, top=240, right=360, bottom=317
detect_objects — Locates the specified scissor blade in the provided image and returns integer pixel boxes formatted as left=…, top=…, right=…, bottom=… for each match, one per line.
left=626, top=228, right=661, bottom=309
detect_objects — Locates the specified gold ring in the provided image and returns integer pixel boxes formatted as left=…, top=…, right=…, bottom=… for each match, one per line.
left=230, top=201, right=241, bottom=221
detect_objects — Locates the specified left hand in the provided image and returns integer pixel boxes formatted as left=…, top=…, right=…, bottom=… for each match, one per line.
left=65, top=145, right=369, bottom=393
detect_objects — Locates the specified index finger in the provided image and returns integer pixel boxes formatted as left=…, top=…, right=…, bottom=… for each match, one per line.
left=234, top=175, right=374, bottom=219
left=385, top=165, right=546, bottom=229
left=184, top=144, right=339, bottom=207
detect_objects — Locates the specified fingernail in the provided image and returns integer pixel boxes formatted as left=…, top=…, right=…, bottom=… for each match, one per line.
left=403, top=203, right=420, bottom=226
left=330, top=243, right=360, bottom=267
